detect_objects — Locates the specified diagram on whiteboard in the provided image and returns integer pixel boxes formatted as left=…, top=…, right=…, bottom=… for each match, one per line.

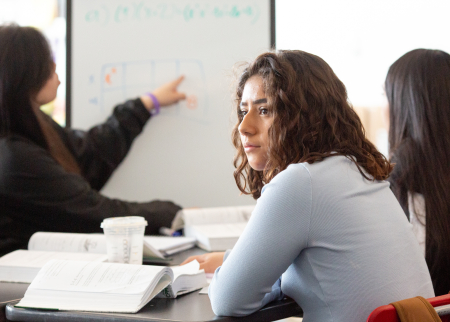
left=99, top=59, right=208, bottom=124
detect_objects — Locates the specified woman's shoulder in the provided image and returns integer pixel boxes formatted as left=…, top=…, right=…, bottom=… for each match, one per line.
left=300, top=154, right=375, bottom=182
left=273, top=162, right=312, bottom=185
left=274, top=155, right=386, bottom=201
left=278, top=155, right=354, bottom=181
left=269, top=156, right=350, bottom=187
left=262, top=163, right=313, bottom=200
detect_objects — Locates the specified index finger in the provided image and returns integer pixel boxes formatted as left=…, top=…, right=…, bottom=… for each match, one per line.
left=171, top=75, right=185, bottom=87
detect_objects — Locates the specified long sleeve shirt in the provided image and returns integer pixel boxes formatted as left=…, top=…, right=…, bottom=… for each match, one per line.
left=0, top=99, right=181, bottom=256
left=209, top=155, right=434, bottom=322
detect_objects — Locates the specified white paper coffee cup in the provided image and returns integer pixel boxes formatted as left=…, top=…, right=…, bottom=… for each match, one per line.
left=100, top=216, right=148, bottom=265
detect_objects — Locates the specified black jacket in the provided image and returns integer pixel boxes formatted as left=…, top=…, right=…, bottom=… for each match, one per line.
left=0, top=99, right=181, bottom=256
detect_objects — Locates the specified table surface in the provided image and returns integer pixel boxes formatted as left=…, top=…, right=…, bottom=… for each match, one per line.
left=1, top=247, right=303, bottom=322
left=5, top=292, right=302, bottom=322
left=0, top=282, right=29, bottom=322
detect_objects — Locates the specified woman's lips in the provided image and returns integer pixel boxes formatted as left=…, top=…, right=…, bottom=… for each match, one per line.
left=244, top=144, right=260, bottom=152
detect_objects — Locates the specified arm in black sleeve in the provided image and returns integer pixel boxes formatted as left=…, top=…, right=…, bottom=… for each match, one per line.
left=60, top=99, right=151, bottom=190
left=0, top=137, right=180, bottom=254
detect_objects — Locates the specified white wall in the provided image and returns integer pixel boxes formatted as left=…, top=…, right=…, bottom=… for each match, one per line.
left=276, top=0, right=450, bottom=109
left=276, top=0, right=450, bottom=155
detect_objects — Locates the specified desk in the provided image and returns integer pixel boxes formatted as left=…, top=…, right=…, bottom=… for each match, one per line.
left=0, top=248, right=303, bottom=322
left=5, top=290, right=301, bottom=322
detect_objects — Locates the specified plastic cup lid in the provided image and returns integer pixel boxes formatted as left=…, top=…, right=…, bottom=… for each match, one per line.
left=100, top=216, right=148, bottom=228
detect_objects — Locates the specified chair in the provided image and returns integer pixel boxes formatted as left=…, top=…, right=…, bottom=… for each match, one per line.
left=367, top=294, right=450, bottom=322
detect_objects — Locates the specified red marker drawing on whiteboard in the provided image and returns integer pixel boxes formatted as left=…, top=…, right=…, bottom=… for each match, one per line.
left=186, top=95, right=198, bottom=110
left=105, top=67, right=117, bottom=85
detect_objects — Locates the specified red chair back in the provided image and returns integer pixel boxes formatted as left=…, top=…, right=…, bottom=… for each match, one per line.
left=367, top=294, right=450, bottom=322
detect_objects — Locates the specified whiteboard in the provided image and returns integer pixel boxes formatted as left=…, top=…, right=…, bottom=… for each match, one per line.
left=68, top=0, right=272, bottom=208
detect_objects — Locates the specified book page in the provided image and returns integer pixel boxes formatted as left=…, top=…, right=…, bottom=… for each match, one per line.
left=28, top=232, right=107, bottom=254
left=29, top=260, right=173, bottom=294
left=156, top=260, right=206, bottom=298
left=0, top=250, right=107, bottom=268
left=142, top=240, right=164, bottom=259
left=191, top=223, right=247, bottom=238
left=181, top=205, right=255, bottom=226
left=170, top=260, right=201, bottom=280
left=144, top=236, right=196, bottom=251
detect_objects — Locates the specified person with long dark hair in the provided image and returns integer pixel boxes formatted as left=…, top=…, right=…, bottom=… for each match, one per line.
left=0, top=24, right=186, bottom=256
left=386, top=49, right=450, bottom=296
left=183, top=50, right=434, bottom=321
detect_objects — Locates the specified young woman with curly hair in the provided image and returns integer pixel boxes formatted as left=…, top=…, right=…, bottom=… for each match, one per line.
left=183, top=50, right=433, bottom=322
left=386, top=49, right=450, bottom=296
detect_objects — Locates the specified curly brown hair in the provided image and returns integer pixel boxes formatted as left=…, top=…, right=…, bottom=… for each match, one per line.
left=232, top=50, right=393, bottom=199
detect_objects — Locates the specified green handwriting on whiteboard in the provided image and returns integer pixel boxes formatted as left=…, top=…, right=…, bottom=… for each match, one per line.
left=84, top=2, right=260, bottom=24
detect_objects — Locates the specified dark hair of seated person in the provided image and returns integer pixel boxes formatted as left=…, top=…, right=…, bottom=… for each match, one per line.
left=386, top=48, right=450, bottom=296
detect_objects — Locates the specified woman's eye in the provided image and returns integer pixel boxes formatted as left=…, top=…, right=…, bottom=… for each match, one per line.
left=238, top=109, right=248, bottom=116
left=260, top=108, right=269, bottom=115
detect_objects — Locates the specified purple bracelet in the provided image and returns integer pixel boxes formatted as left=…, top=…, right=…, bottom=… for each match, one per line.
left=145, top=92, right=160, bottom=115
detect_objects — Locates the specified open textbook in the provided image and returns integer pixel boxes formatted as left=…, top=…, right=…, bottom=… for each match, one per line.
left=28, top=232, right=196, bottom=259
left=0, top=250, right=107, bottom=283
left=15, top=260, right=207, bottom=313
left=175, top=205, right=255, bottom=251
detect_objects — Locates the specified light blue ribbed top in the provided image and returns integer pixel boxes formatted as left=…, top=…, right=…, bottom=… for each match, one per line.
left=209, top=155, right=434, bottom=322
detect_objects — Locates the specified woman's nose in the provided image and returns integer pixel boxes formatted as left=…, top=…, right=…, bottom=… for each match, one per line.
left=238, top=111, right=256, bottom=136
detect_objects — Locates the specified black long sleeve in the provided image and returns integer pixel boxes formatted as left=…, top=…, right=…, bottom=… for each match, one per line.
left=0, top=99, right=181, bottom=256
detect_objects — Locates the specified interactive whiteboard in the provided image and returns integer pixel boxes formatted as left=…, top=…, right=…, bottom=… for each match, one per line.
left=68, top=0, right=273, bottom=208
